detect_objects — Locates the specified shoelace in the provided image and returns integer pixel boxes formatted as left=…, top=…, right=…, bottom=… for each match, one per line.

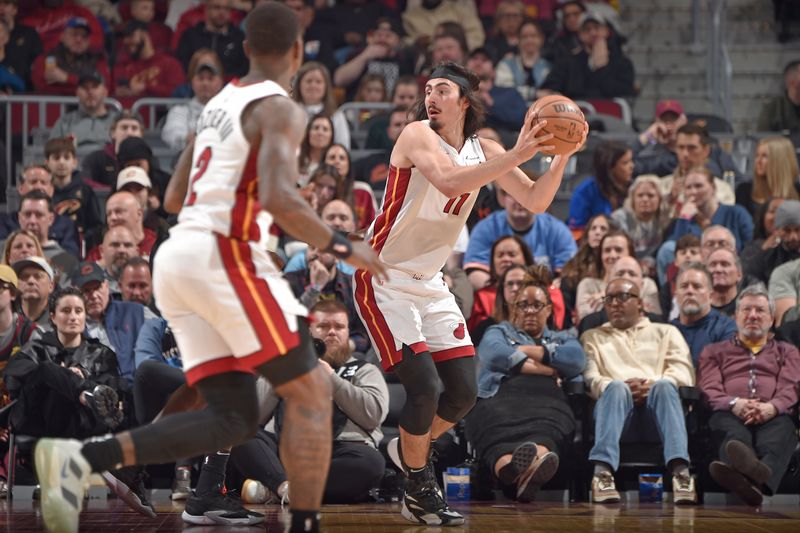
left=597, top=473, right=615, bottom=490
left=674, top=474, right=692, bottom=490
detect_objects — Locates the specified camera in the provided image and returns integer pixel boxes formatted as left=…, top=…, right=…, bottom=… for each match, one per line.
left=312, top=337, right=327, bottom=358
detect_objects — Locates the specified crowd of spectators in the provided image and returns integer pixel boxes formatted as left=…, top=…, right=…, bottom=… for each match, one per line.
left=0, top=0, right=799, bottom=512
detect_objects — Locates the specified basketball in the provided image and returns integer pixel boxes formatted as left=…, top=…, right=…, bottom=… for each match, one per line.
left=530, top=95, right=587, bottom=156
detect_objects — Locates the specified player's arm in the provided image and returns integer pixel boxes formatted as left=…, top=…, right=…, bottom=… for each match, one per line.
left=393, top=110, right=554, bottom=198
left=248, top=97, right=386, bottom=278
left=485, top=121, right=587, bottom=214
left=164, top=138, right=195, bottom=214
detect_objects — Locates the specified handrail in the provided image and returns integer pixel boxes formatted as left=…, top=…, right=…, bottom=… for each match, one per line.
left=131, top=98, right=190, bottom=129
left=3, top=95, right=122, bottom=186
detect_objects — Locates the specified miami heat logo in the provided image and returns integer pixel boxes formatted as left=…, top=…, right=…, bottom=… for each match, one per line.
left=451, top=323, right=466, bottom=340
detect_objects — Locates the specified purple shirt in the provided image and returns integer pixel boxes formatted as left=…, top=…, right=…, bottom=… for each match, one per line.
left=697, top=337, right=800, bottom=414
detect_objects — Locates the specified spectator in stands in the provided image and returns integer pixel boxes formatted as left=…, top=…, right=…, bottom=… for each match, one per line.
left=735, top=137, right=800, bottom=216
left=700, top=224, right=736, bottom=261
left=31, top=17, right=110, bottom=96
left=49, top=70, right=118, bottom=151
left=671, top=262, right=736, bottom=365
left=21, top=0, right=104, bottom=53
left=88, top=191, right=156, bottom=261
left=161, top=50, right=223, bottom=151
left=468, top=235, right=534, bottom=330
left=117, top=0, right=173, bottom=57
left=18, top=190, right=78, bottom=277
left=611, top=174, right=668, bottom=268
left=0, top=165, right=79, bottom=257
left=698, top=284, right=800, bottom=506
left=176, top=0, right=246, bottom=78
left=307, top=165, right=343, bottom=214
left=660, top=233, right=703, bottom=318
left=119, top=257, right=153, bottom=310
left=632, top=99, right=687, bottom=176
left=312, top=0, right=394, bottom=51
left=283, top=199, right=357, bottom=275
left=467, top=281, right=584, bottom=502
left=353, top=73, right=388, bottom=106
left=97, top=225, right=139, bottom=294
left=322, top=144, right=377, bottom=230
left=469, top=262, right=526, bottom=344
left=575, top=231, right=660, bottom=322
left=0, top=0, right=42, bottom=90
left=581, top=278, right=696, bottom=505
left=115, top=166, right=167, bottom=237
left=275, top=0, right=337, bottom=73
left=81, top=111, right=144, bottom=188
left=426, top=26, right=468, bottom=70
left=483, top=0, right=525, bottom=62
left=560, top=213, right=610, bottom=313
left=293, top=62, right=350, bottom=149
left=659, top=123, right=737, bottom=215
left=113, top=20, right=186, bottom=107
left=402, top=0, right=485, bottom=51
left=465, top=186, right=577, bottom=289
left=364, top=76, right=418, bottom=150
left=46, top=137, right=103, bottom=240
left=494, top=18, right=551, bottom=101
left=0, top=264, right=37, bottom=407
left=757, top=60, right=800, bottom=133
left=467, top=47, right=528, bottom=132
left=577, top=254, right=664, bottom=335
left=12, top=255, right=55, bottom=328
left=298, top=113, right=334, bottom=185
left=73, top=261, right=155, bottom=382
left=568, top=140, right=633, bottom=231
left=237, top=300, right=388, bottom=505
left=356, top=106, right=411, bottom=191
left=334, top=16, right=416, bottom=101
left=0, top=20, right=25, bottom=92
left=548, top=1, right=585, bottom=60
left=116, top=136, right=170, bottom=202
left=540, top=10, right=635, bottom=100
left=770, top=256, right=800, bottom=326
left=744, top=199, right=800, bottom=285
left=706, top=247, right=743, bottom=317
left=3, top=286, right=123, bottom=440
left=742, top=198, right=786, bottom=273
left=2, top=229, right=44, bottom=267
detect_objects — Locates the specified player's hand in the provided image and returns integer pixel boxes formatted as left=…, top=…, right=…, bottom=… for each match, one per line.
left=345, top=241, right=388, bottom=282
left=560, top=121, right=589, bottom=159
left=514, top=114, right=555, bottom=163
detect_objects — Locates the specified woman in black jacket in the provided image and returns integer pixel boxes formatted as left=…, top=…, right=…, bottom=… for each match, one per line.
left=4, top=287, right=123, bottom=438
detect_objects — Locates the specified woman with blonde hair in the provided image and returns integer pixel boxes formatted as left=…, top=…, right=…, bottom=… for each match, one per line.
left=3, top=230, right=45, bottom=266
left=292, top=61, right=351, bottom=148
left=611, top=174, right=669, bottom=264
left=735, top=136, right=800, bottom=216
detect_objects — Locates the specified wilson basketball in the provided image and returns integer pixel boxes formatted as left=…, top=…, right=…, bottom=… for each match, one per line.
left=530, top=95, right=586, bottom=156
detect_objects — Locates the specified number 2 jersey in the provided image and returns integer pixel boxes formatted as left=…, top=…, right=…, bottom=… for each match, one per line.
left=176, top=79, right=288, bottom=242
left=366, top=121, right=486, bottom=280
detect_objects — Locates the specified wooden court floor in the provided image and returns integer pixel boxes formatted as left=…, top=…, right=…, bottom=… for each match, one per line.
left=3, top=498, right=800, bottom=532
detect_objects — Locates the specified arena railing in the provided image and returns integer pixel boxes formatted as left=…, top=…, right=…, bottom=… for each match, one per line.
left=131, top=98, right=191, bottom=131
left=3, top=95, right=123, bottom=186
left=338, top=102, right=394, bottom=148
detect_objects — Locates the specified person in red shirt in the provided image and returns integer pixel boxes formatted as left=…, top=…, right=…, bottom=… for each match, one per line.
left=113, top=20, right=185, bottom=108
left=20, top=0, right=104, bottom=53
left=30, top=16, right=111, bottom=95
left=117, top=0, right=172, bottom=55
left=85, top=191, right=156, bottom=262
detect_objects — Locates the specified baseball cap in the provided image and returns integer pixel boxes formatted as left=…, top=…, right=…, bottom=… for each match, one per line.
left=775, top=200, right=800, bottom=229
left=655, top=99, right=684, bottom=118
left=195, top=62, right=221, bottom=77
left=118, top=137, right=153, bottom=165
left=578, top=11, right=605, bottom=27
left=117, top=166, right=152, bottom=190
left=12, top=256, right=54, bottom=281
left=66, top=17, right=92, bottom=34
left=71, top=262, right=107, bottom=289
left=121, top=19, right=148, bottom=37
left=78, top=69, right=105, bottom=86
left=0, top=265, right=18, bottom=289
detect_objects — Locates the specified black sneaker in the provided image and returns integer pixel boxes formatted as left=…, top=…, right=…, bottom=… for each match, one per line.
left=83, top=385, right=123, bottom=429
left=102, top=465, right=157, bottom=518
left=401, top=465, right=464, bottom=527
left=182, top=490, right=265, bottom=526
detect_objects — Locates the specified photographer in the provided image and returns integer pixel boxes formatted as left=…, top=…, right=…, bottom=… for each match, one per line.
left=231, top=300, right=389, bottom=504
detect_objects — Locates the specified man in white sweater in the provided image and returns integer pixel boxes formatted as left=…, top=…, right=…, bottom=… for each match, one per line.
left=581, top=278, right=697, bottom=505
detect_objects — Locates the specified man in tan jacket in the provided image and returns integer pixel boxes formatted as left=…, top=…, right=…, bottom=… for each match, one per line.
left=581, top=278, right=696, bottom=505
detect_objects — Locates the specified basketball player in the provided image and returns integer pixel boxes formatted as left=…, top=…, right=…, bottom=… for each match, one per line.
left=353, top=61, right=587, bottom=526
left=33, top=4, right=385, bottom=533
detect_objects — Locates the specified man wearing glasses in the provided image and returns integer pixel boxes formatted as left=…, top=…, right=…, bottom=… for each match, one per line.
left=581, top=278, right=696, bottom=504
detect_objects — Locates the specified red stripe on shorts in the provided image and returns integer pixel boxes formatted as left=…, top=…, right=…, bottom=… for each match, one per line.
left=184, top=350, right=272, bottom=387
left=216, top=235, right=300, bottom=364
left=354, top=269, right=400, bottom=371
left=430, top=345, right=475, bottom=364
left=370, top=165, right=411, bottom=254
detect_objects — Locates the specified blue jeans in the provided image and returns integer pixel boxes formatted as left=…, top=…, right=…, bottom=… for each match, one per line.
left=589, top=379, right=690, bottom=471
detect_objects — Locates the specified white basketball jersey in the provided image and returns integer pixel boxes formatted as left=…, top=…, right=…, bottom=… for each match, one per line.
left=366, top=121, right=485, bottom=279
left=176, top=79, right=288, bottom=241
